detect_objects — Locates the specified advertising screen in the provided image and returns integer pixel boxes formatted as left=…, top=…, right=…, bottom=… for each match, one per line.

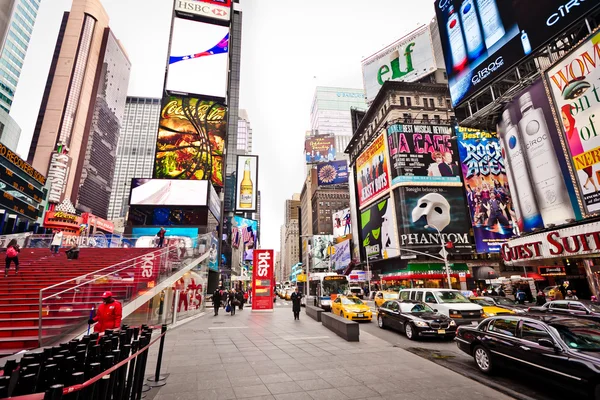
left=0, top=164, right=44, bottom=204
left=360, top=196, right=400, bottom=261
left=208, top=183, right=220, bottom=221
left=332, top=208, right=351, bottom=242
left=208, top=233, right=219, bottom=272
left=174, top=0, right=231, bottom=23
left=252, top=249, right=274, bottom=311
left=131, top=227, right=199, bottom=247
left=317, top=161, right=348, bottom=186
left=311, top=235, right=334, bottom=270
left=394, top=186, right=473, bottom=254
left=0, top=188, right=40, bottom=220
left=166, top=18, right=229, bottom=99
left=331, top=239, right=351, bottom=271
left=304, top=135, right=336, bottom=164
left=434, top=0, right=600, bottom=107
left=0, top=142, right=45, bottom=186
left=362, top=25, right=437, bottom=103
left=130, top=179, right=208, bottom=206
left=457, top=127, right=516, bottom=253
left=154, top=95, right=227, bottom=186
left=497, top=79, right=582, bottom=233
left=546, top=31, right=600, bottom=215
left=386, top=123, right=460, bottom=185
left=356, top=133, right=390, bottom=208
left=235, top=155, right=258, bottom=212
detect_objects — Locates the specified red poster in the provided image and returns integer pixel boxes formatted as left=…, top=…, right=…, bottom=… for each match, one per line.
left=252, top=249, right=274, bottom=311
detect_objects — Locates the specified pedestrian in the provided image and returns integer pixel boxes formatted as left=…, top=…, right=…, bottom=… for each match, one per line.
left=65, top=243, right=80, bottom=260
left=291, top=287, right=302, bottom=320
left=227, top=290, right=236, bottom=315
left=554, top=289, right=564, bottom=300
left=491, top=287, right=498, bottom=296
left=565, top=290, right=579, bottom=300
left=516, top=288, right=526, bottom=305
left=50, top=230, right=63, bottom=255
left=88, top=291, right=122, bottom=333
left=5, top=239, right=20, bottom=277
left=212, top=288, right=222, bottom=316
left=156, top=227, right=166, bottom=248
left=236, top=288, right=244, bottom=310
left=498, top=287, right=505, bottom=297
left=536, top=290, right=546, bottom=305
left=364, top=285, right=369, bottom=299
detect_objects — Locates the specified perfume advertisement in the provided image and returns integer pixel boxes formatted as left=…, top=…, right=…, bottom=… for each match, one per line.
left=497, top=79, right=582, bottom=234
left=434, top=0, right=600, bottom=107
left=360, top=196, right=400, bottom=262
left=546, top=31, right=600, bottom=214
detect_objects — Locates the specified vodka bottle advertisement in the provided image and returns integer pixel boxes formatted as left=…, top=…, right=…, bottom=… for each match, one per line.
left=447, top=5, right=468, bottom=72
left=460, top=0, right=485, bottom=60
left=475, top=0, right=505, bottom=49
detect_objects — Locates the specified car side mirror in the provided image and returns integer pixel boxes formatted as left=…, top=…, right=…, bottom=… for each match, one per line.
left=433, top=309, right=438, bottom=312
left=538, top=338, right=558, bottom=351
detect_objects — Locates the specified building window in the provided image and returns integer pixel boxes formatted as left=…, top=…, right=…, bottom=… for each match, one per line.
left=403, top=113, right=412, bottom=123
left=434, top=115, right=441, bottom=124
left=399, top=97, right=405, bottom=106
left=406, top=97, right=412, bottom=107
left=446, top=99, right=451, bottom=108
left=422, top=114, right=429, bottom=122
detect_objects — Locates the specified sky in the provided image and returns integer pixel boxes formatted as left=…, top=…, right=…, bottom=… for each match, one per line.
left=11, top=0, right=436, bottom=251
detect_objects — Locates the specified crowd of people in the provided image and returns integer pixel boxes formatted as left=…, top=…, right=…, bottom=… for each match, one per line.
left=212, top=287, right=249, bottom=316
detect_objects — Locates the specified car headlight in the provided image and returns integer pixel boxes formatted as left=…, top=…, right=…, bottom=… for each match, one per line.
left=449, top=320, right=456, bottom=326
left=485, top=312, right=496, bottom=317
left=414, top=321, right=429, bottom=328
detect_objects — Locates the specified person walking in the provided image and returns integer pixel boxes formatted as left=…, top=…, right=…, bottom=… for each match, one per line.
left=212, top=288, right=222, bottom=316
left=5, top=239, right=20, bottom=277
left=291, top=287, right=302, bottom=320
left=536, top=290, right=547, bottom=305
left=156, top=227, right=166, bottom=248
left=516, top=288, right=526, bottom=305
left=88, top=291, right=122, bottom=333
left=236, top=288, right=245, bottom=310
left=565, top=290, right=579, bottom=300
left=50, top=230, right=63, bottom=255
left=227, top=290, right=236, bottom=316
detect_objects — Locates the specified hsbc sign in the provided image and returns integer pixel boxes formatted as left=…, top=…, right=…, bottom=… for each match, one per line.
left=175, top=0, right=231, bottom=22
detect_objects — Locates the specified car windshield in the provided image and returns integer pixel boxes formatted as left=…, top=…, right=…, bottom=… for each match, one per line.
left=323, top=278, right=348, bottom=295
left=583, top=302, right=600, bottom=313
left=384, top=293, right=399, bottom=299
left=471, top=299, right=495, bottom=306
left=551, top=320, right=600, bottom=351
left=434, top=291, right=470, bottom=304
left=410, top=303, right=434, bottom=313
left=341, top=297, right=364, bottom=305
left=495, top=297, right=516, bottom=306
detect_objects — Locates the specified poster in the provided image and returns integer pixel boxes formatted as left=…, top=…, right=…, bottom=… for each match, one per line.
left=208, top=233, right=219, bottom=272
left=311, top=235, right=334, bottom=269
left=546, top=31, right=600, bottom=214
left=317, top=161, right=349, bottom=186
left=394, top=186, right=472, bottom=254
left=304, top=135, right=336, bottom=164
left=330, top=239, right=351, bottom=271
left=252, top=249, right=274, bottom=312
left=235, top=155, right=259, bottom=212
left=360, top=196, right=400, bottom=261
left=457, top=127, right=515, bottom=253
left=332, top=208, right=352, bottom=242
left=386, top=123, right=460, bottom=185
left=356, top=133, right=390, bottom=208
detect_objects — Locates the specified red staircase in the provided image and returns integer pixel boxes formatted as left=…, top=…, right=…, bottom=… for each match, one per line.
left=0, top=247, right=159, bottom=355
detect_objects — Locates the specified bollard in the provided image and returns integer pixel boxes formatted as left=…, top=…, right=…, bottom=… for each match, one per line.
left=14, top=373, right=37, bottom=395
left=2, top=359, right=17, bottom=376
left=64, top=371, right=85, bottom=400
left=124, top=339, right=139, bottom=400
left=97, top=375, right=111, bottom=400
left=131, top=336, right=147, bottom=400
left=114, top=343, right=131, bottom=400
left=146, top=325, right=167, bottom=387
left=84, top=362, right=101, bottom=400
left=44, top=384, right=64, bottom=400
left=62, top=356, right=76, bottom=384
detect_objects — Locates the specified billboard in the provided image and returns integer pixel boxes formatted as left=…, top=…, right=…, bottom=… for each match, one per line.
left=166, top=18, right=229, bottom=99
left=545, top=31, right=600, bottom=215
left=311, top=235, right=334, bottom=270
left=154, top=96, right=227, bottom=186
left=235, top=155, right=258, bottom=212
left=386, top=123, right=460, bottom=185
left=394, top=186, right=473, bottom=254
left=304, top=135, right=336, bottom=164
left=457, top=127, right=515, bottom=253
left=497, top=79, right=581, bottom=233
left=434, top=0, right=600, bottom=107
left=130, top=179, right=208, bottom=206
left=174, top=0, right=231, bottom=23
left=208, top=183, right=220, bottom=221
left=331, top=239, right=351, bottom=271
left=356, top=133, right=390, bottom=208
left=360, top=196, right=400, bottom=261
left=317, top=161, right=349, bottom=186
left=208, top=233, right=219, bottom=272
left=332, top=208, right=351, bottom=242
left=362, top=25, right=437, bottom=103
left=252, top=249, right=274, bottom=311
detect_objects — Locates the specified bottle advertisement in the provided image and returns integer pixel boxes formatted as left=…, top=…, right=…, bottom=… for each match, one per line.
left=496, top=79, right=582, bottom=233
left=235, top=155, right=258, bottom=212
left=545, top=31, right=600, bottom=214
left=434, top=0, right=600, bottom=107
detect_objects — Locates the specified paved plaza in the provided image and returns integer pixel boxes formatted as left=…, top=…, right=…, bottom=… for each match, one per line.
left=146, top=305, right=512, bottom=400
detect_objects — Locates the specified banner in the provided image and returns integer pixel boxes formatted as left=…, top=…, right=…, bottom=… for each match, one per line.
left=330, top=239, right=351, bottom=271
left=360, top=196, right=400, bottom=261
left=235, top=155, right=258, bottom=212
left=546, top=31, right=600, bottom=214
left=304, top=135, right=336, bottom=164
left=457, top=127, right=516, bottom=253
left=311, top=235, right=334, bottom=269
left=386, top=123, right=460, bottom=185
left=394, top=186, right=472, bottom=254
left=332, top=208, right=352, bottom=242
left=356, top=133, right=390, bottom=208
left=252, top=249, right=274, bottom=311
left=208, top=233, right=219, bottom=272
left=317, top=161, right=348, bottom=186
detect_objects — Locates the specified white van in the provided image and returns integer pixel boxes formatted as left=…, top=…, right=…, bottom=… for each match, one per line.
left=398, top=288, right=483, bottom=326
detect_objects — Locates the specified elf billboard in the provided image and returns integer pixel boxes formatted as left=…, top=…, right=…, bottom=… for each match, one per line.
left=252, top=249, right=274, bottom=312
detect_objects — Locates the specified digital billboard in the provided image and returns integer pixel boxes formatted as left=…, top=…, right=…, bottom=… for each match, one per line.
left=434, top=0, right=600, bottom=107
left=457, top=127, right=515, bottom=253
left=166, top=18, right=229, bottom=99
left=130, top=179, right=209, bottom=207
left=304, top=135, right=336, bottom=164
left=174, top=0, right=231, bottom=23
left=386, top=123, right=460, bottom=185
left=497, top=79, right=582, bottom=233
left=330, top=239, right=351, bottom=271
left=311, top=235, right=334, bottom=270
left=332, top=208, right=351, bottom=242
left=394, top=186, right=473, bottom=255
left=317, top=161, right=348, bottom=186
left=208, top=183, right=220, bottom=221
left=360, top=196, right=399, bottom=262
left=131, top=227, right=200, bottom=246
left=545, top=31, right=600, bottom=215
left=154, top=95, right=227, bottom=186
left=362, top=25, right=437, bottom=103
left=235, top=155, right=258, bottom=212
left=356, top=133, right=390, bottom=208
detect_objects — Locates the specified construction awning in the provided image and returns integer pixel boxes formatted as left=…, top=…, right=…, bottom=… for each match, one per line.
left=381, top=263, right=470, bottom=281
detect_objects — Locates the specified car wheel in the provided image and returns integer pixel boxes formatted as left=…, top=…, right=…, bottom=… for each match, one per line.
left=405, top=322, right=417, bottom=340
left=473, top=345, right=493, bottom=374
left=378, top=314, right=385, bottom=329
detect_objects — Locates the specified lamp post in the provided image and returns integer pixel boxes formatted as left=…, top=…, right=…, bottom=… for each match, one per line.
left=425, top=224, right=452, bottom=289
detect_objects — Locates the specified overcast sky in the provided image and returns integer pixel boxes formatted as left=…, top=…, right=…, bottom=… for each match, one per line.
left=11, top=0, right=436, bottom=250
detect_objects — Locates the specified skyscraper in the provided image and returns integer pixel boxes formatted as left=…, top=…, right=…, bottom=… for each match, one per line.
left=225, top=3, right=243, bottom=176
left=107, top=97, right=160, bottom=220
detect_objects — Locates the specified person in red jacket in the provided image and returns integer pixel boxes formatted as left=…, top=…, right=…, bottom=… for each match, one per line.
left=88, top=291, right=122, bottom=333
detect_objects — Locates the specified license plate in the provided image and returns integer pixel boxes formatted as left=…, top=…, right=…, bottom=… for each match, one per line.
left=437, top=329, right=446, bottom=334
left=357, top=313, right=364, bottom=318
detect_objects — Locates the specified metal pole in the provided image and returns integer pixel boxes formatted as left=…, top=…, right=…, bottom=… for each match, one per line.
left=147, top=325, right=167, bottom=387
left=366, top=256, right=372, bottom=295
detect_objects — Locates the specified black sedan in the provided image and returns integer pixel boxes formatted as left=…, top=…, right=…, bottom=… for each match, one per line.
left=455, top=315, right=600, bottom=399
left=377, top=300, right=457, bottom=340
left=528, top=300, right=600, bottom=322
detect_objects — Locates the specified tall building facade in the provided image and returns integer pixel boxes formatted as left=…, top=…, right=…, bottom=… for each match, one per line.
left=225, top=4, right=243, bottom=176
left=107, top=97, right=160, bottom=220
left=237, top=109, right=252, bottom=154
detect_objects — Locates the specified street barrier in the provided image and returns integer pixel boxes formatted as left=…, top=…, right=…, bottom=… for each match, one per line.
left=305, top=305, right=324, bottom=322
left=321, top=312, right=359, bottom=342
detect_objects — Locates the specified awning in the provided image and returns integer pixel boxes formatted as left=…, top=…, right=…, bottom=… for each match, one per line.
left=380, top=263, right=470, bottom=281
left=521, top=273, right=546, bottom=281
left=473, top=266, right=498, bottom=281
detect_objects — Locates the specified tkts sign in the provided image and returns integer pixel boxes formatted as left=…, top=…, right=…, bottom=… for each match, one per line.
left=501, top=220, right=600, bottom=265
left=252, top=249, right=274, bottom=312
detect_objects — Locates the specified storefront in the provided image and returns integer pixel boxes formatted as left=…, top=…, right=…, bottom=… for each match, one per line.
left=380, top=263, right=470, bottom=290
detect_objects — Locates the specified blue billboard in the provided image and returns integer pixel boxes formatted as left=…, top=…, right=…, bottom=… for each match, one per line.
left=317, top=161, right=349, bottom=186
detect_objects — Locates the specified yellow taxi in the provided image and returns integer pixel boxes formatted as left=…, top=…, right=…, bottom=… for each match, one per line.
left=470, top=297, right=516, bottom=318
left=374, top=291, right=400, bottom=308
left=331, top=296, right=372, bottom=321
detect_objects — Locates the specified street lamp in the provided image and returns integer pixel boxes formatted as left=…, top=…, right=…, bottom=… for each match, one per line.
left=425, top=224, right=452, bottom=289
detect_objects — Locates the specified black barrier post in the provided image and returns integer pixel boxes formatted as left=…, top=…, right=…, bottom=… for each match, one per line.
left=146, top=325, right=167, bottom=387
left=44, top=383, right=64, bottom=400
left=114, top=343, right=130, bottom=400
left=84, top=362, right=101, bottom=400
left=97, top=375, right=110, bottom=400
left=132, top=335, right=148, bottom=400
left=64, top=371, right=84, bottom=400
left=124, top=340, right=139, bottom=400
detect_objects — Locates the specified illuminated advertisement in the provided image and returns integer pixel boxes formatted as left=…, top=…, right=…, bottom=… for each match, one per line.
left=311, top=235, right=334, bottom=270
left=497, top=79, right=581, bottom=233
left=130, top=179, right=209, bottom=206
left=46, top=146, right=70, bottom=204
left=131, top=227, right=199, bottom=247
left=434, top=0, right=600, bottom=107
left=317, top=161, right=348, bottom=186
left=457, top=127, right=515, bottom=253
left=154, top=95, right=227, bottom=186
left=235, top=155, right=258, bottom=212
left=174, top=0, right=231, bottom=23
left=332, top=208, right=352, bottom=242
left=386, top=123, right=460, bottom=185
left=208, top=233, right=219, bottom=272
left=81, top=213, right=114, bottom=233
left=360, top=196, right=400, bottom=261
left=546, top=31, right=600, bottom=214
left=166, top=18, right=229, bottom=99
left=304, top=135, right=336, bottom=164
left=0, top=142, right=45, bottom=186
left=330, top=239, right=351, bottom=271
left=208, top=183, right=220, bottom=221
left=356, top=133, right=390, bottom=208
left=0, top=189, right=40, bottom=220
left=252, top=249, right=274, bottom=311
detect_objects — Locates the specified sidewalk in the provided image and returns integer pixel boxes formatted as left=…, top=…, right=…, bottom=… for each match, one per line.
left=147, top=306, right=512, bottom=400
